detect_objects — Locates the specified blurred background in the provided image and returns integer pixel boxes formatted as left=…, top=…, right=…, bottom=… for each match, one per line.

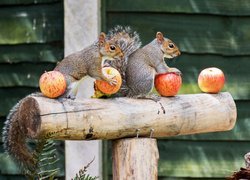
left=0, top=0, right=250, bottom=179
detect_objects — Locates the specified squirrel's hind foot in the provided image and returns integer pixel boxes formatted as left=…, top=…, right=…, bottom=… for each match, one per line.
left=169, top=67, right=182, bottom=76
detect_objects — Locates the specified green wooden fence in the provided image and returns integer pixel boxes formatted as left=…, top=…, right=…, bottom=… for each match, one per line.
left=1, top=0, right=250, bottom=179
left=0, top=0, right=65, bottom=179
left=102, top=0, right=250, bottom=179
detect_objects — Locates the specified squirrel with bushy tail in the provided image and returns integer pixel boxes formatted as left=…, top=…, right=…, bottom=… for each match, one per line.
left=2, top=26, right=141, bottom=170
left=2, top=25, right=181, bottom=170
left=108, top=26, right=181, bottom=100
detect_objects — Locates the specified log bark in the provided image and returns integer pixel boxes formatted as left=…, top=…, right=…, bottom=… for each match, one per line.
left=20, top=92, right=237, bottom=140
left=112, top=138, right=159, bottom=180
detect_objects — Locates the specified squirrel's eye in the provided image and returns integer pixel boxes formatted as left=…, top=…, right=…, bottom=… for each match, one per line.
left=168, top=43, right=174, bottom=49
left=110, top=45, right=116, bottom=51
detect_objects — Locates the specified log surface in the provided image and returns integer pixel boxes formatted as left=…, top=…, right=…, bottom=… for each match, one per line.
left=22, top=92, right=237, bottom=140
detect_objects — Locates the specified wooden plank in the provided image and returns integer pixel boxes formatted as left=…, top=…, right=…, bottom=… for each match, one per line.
left=105, top=0, right=250, bottom=16
left=0, top=0, right=60, bottom=5
left=0, top=2, right=63, bottom=44
left=0, top=43, right=63, bottom=63
left=157, top=140, right=247, bottom=178
left=107, top=140, right=248, bottom=178
left=170, top=53, right=250, bottom=100
left=0, top=87, right=37, bottom=116
left=0, top=175, right=26, bottom=180
left=0, top=63, right=55, bottom=87
left=105, top=13, right=250, bottom=55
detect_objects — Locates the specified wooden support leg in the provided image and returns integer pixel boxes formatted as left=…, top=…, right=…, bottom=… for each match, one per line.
left=112, top=138, right=159, bottom=180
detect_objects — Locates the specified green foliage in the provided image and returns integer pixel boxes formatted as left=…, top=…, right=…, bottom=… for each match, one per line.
left=73, top=172, right=98, bottom=180
left=24, top=134, right=59, bottom=179
left=72, top=158, right=98, bottom=180
left=25, top=140, right=59, bottom=179
left=21, top=131, right=99, bottom=180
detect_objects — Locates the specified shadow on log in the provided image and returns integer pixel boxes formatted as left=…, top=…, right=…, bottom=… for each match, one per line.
left=18, top=92, right=237, bottom=140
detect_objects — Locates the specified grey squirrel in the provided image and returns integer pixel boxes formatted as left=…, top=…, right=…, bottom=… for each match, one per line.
left=126, top=32, right=181, bottom=100
left=54, top=30, right=140, bottom=98
left=108, top=31, right=181, bottom=100
left=2, top=26, right=141, bottom=170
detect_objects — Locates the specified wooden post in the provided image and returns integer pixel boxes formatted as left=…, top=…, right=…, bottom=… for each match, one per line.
left=64, top=0, right=101, bottom=178
left=112, top=138, right=159, bottom=180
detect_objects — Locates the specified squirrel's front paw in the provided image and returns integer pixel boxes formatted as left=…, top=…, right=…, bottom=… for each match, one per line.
left=64, top=89, right=76, bottom=100
left=67, top=93, right=76, bottom=100
left=106, top=76, right=117, bottom=85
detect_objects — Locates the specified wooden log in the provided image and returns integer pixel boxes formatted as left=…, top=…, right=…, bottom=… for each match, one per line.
left=20, top=92, right=237, bottom=140
left=112, top=138, right=159, bottom=180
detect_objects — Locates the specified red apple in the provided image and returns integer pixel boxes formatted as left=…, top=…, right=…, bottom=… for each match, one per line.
left=95, top=67, right=122, bottom=95
left=39, top=71, right=67, bottom=98
left=155, top=72, right=182, bottom=97
left=198, top=67, right=225, bottom=93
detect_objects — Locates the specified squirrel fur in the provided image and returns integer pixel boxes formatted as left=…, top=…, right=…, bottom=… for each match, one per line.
left=2, top=93, right=42, bottom=170
left=109, top=31, right=181, bottom=100
left=104, top=26, right=142, bottom=92
left=2, top=26, right=141, bottom=170
left=55, top=26, right=141, bottom=98
left=126, top=32, right=181, bottom=100
left=54, top=32, right=123, bottom=98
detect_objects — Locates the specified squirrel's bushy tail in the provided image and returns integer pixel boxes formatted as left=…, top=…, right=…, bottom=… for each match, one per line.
left=2, top=95, right=39, bottom=170
left=106, top=25, right=142, bottom=96
left=107, top=25, right=141, bottom=58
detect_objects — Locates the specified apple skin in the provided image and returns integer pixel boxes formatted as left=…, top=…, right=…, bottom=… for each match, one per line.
left=198, top=67, right=225, bottom=93
left=95, top=67, right=122, bottom=95
left=39, top=71, right=67, bottom=98
left=154, top=72, right=182, bottom=97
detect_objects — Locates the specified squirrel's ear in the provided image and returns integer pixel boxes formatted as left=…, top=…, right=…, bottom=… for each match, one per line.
left=156, top=32, right=164, bottom=44
left=99, top=32, right=106, bottom=45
